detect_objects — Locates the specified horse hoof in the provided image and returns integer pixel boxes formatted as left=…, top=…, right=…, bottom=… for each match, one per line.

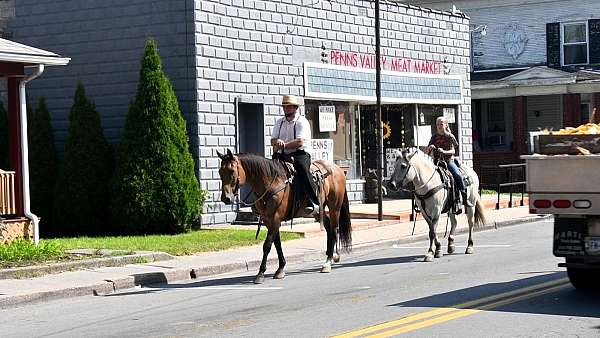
left=424, top=254, right=434, bottom=262
left=448, top=245, right=455, bottom=254
left=333, top=254, right=340, bottom=263
left=253, top=275, right=265, bottom=284
left=465, top=247, right=474, bottom=254
left=273, top=271, right=286, bottom=279
left=434, top=250, right=443, bottom=258
left=320, top=265, right=332, bottom=273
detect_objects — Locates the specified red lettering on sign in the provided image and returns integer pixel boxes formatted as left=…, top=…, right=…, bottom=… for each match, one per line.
left=327, top=50, right=441, bottom=74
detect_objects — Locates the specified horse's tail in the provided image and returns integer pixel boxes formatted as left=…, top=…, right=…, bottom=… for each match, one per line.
left=474, top=198, right=487, bottom=228
left=338, top=190, right=353, bottom=252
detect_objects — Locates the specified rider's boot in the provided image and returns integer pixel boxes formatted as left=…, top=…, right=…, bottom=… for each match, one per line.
left=462, top=190, right=473, bottom=207
left=304, top=200, right=320, bottom=216
left=454, top=190, right=463, bottom=215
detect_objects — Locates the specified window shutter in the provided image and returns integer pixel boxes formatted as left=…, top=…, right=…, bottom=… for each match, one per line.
left=589, top=19, right=600, bottom=65
left=546, top=22, right=561, bottom=68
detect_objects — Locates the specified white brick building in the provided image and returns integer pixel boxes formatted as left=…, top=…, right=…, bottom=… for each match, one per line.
left=10, top=0, right=471, bottom=225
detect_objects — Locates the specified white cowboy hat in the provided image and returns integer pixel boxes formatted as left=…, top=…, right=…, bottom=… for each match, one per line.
left=281, top=95, right=301, bottom=106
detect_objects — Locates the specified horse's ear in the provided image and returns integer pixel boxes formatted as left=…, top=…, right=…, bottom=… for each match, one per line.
left=407, top=148, right=418, bottom=160
left=217, top=151, right=225, bottom=160
left=227, top=149, right=234, bottom=158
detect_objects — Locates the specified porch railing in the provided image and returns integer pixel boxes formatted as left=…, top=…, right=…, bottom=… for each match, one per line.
left=0, top=170, right=16, bottom=215
left=480, top=163, right=527, bottom=209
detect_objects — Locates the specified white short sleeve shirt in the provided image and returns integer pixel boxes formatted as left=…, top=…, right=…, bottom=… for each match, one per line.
left=272, top=114, right=312, bottom=154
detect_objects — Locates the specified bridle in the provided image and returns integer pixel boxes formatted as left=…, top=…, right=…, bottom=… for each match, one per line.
left=394, top=154, right=438, bottom=194
left=230, top=162, right=289, bottom=207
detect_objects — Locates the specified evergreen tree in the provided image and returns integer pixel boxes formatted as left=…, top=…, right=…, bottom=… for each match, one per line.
left=111, top=38, right=204, bottom=234
left=54, top=83, right=113, bottom=236
left=28, top=97, right=58, bottom=237
left=0, top=101, right=8, bottom=169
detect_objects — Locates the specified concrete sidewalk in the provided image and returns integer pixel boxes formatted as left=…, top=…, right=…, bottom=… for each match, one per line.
left=0, top=196, right=542, bottom=309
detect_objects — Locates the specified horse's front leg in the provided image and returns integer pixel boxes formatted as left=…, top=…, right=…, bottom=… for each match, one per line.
left=273, top=228, right=286, bottom=279
left=447, top=213, right=458, bottom=254
left=424, top=217, right=441, bottom=262
left=254, top=227, right=276, bottom=284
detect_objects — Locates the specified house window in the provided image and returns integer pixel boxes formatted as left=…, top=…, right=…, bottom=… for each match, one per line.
left=562, top=22, right=588, bottom=66
left=485, top=101, right=507, bottom=148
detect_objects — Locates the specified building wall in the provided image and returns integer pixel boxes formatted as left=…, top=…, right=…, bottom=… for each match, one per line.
left=403, top=0, right=600, bottom=70
left=527, top=95, right=562, bottom=131
left=10, top=0, right=198, bottom=156
left=0, top=0, right=14, bottom=38
left=193, top=0, right=472, bottom=224
left=6, top=0, right=471, bottom=226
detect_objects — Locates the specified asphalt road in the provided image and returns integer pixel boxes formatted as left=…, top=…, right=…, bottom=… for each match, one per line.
left=1, top=218, right=599, bottom=337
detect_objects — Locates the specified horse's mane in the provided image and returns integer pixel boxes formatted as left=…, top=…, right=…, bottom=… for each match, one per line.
left=238, top=153, right=288, bottom=179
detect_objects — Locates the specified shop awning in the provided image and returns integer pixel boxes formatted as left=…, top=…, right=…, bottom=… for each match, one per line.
left=304, top=62, right=464, bottom=105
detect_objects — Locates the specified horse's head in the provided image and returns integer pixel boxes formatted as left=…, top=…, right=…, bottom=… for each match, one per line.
left=387, top=148, right=418, bottom=191
left=217, top=149, right=241, bottom=205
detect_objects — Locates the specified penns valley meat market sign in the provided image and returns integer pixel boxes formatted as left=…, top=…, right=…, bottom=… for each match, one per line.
left=329, top=50, right=442, bottom=74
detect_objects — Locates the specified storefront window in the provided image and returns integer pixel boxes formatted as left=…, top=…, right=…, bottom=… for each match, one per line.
left=417, top=104, right=459, bottom=145
left=305, top=100, right=359, bottom=179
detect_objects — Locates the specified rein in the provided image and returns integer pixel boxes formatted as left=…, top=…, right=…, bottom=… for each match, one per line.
left=398, top=158, right=439, bottom=195
left=238, top=173, right=290, bottom=207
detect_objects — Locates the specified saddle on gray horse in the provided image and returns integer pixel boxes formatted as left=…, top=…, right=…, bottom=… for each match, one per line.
left=435, top=159, right=472, bottom=215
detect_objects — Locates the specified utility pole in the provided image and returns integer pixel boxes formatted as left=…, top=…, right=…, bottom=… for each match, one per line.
left=375, top=0, right=383, bottom=221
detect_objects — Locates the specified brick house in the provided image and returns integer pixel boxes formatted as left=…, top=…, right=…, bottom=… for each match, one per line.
left=9, top=0, right=472, bottom=225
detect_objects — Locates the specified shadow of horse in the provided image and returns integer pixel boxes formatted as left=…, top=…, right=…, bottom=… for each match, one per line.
left=388, top=272, right=600, bottom=319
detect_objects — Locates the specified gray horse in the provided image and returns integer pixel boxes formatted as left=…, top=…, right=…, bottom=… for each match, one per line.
left=388, top=148, right=487, bottom=262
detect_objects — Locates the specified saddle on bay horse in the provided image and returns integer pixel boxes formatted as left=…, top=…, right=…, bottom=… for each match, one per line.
left=273, top=153, right=329, bottom=219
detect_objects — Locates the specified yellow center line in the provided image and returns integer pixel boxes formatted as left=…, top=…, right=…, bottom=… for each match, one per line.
left=366, top=283, right=571, bottom=337
left=331, top=278, right=570, bottom=338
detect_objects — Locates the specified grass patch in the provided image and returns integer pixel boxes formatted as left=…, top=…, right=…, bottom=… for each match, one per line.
left=47, top=229, right=303, bottom=256
left=0, top=239, right=66, bottom=268
left=133, top=256, right=150, bottom=264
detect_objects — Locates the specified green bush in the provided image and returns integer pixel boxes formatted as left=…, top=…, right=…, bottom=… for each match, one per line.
left=53, top=83, right=114, bottom=236
left=0, top=101, right=8, bottom=169
left=111, top=38, right=205, bottom=234
left=28, top=97, right=59, bottom=237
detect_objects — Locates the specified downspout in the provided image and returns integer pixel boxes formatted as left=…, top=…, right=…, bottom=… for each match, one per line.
left=19, top=64, right=45, bottom=244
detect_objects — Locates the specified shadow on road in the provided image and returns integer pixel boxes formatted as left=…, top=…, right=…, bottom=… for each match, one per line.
left=389, top=272, right=600, bottom=319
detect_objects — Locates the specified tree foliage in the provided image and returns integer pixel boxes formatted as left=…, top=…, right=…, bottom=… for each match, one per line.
left=111, top=39, right=205, bottom=234
left=53, top=84, right=114, bottom=236
left=28, top=97, right=59, bottom=237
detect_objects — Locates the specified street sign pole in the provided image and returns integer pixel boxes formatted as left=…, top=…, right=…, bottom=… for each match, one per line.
left=375, top=0, right=383, bottom=221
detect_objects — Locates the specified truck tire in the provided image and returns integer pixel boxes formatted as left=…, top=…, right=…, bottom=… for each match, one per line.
left=566, top=266, right=595, bottom=291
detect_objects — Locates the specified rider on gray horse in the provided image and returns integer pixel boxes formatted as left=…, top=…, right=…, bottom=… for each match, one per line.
left=426, top=116, right=473, bottom=213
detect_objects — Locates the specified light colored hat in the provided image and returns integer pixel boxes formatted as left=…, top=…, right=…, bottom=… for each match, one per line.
left=281, top=95, right=301, bottom=106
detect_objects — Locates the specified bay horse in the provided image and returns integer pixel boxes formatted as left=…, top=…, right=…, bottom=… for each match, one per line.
left=388, top=148, right=486, bottom=262
left=217, top=149, right=352, bottom=284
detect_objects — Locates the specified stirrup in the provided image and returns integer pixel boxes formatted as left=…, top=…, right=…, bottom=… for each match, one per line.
left=304, top=202, right=320, bottom=216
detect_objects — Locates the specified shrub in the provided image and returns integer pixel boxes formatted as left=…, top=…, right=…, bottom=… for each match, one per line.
left=53, top=83, right=114, bottom=236
left=111, top=38, right=205, bottom=234
left=28, top=97, right=59, bottom=237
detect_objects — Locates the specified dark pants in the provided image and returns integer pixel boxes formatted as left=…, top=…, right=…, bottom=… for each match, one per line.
left=447, top=160, right=466, bottom=192
left=290, top=150, right=319, bottom=205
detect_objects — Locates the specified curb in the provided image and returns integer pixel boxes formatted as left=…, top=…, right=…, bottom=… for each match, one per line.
left=0, top=214, right=550, bottom=308
left=0, top=252, right=174, bottom=280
